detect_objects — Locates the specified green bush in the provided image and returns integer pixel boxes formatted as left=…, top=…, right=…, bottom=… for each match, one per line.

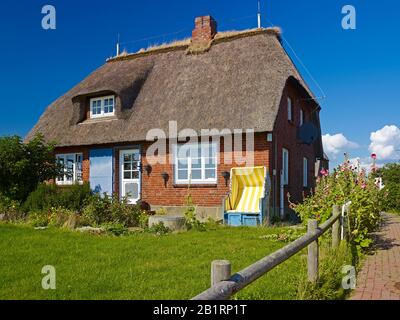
left=101, top=222, right=128, bottom=236
left=28, top=211, right=49, bottom=227
left=147, top=222, right=170, bottom=236
left=290, top=155, right=383, bottom=253
left=82, top=193, right=144, bottom=227
left=0, top=193, right=24, bottom=221
left=48, top=207, right=77, bottom=228
left=23, top=183, right=92, bottom=213
left=138, top=211, right=150, bottom=228
left=375, top=163, right=400, bottom=213
left=0, top=134, right=60, bottom=202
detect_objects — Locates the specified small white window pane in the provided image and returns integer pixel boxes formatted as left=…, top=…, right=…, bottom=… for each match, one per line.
left=191, top=158, right=201, bottom=169
left=75, top=154, right=83, bottom=182
left=205, top=169, right=216, bottom=179
left=303, top=158, right=308, bottom=187
left=191, top=169, right=202, bottom=180
left=125, top=183, right=138, bottom=199
left=283, top=149, right=289, bottom=185
left=132, top=171, right=139, bottom=179
left=205, top=162, right=216, bottom=169
left=178, top=170, right=188, bottom=180
left=287, top=98, right=292, bottom=121
left=57, top=156, right=65, bottom=182
left=300, top=109, right=304, bottom=126
left=177, top=145, right=190, bottom=158
left=190, top=145, right=201, bottom=158
left=124, top=171, right=131, bottom=179
left=177, top=158, right=188, bottom=168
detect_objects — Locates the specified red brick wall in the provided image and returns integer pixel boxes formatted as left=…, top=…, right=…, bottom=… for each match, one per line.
left=54, top=135, right=271, bottom=207
left=140, top=134, right=271, bottom=207
left=271, top=81, right=320, bottom=211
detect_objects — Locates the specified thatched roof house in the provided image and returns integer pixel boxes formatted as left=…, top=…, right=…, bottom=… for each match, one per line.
left=27, top=15, right=327, bottom=223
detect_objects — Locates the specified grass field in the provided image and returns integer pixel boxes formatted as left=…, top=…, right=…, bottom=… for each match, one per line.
left=0, top=223, right=312, bottom=300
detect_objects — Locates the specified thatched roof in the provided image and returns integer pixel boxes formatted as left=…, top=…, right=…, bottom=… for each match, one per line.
left=26, top=28, right=316, bottom=147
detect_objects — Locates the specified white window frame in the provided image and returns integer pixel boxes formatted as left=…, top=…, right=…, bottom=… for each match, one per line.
left=303, top=157, right=308, bottom=188
left=282, top=148, right=289, bottom=186
left=287, top=97, right=293, bottom=122
left=300, top=108, right=304, bottom=126
left=174, top=142, right=218, bottom=185
left=56, top=153, right=83, bottom=186
left=90, top=95, right=115, bottom=118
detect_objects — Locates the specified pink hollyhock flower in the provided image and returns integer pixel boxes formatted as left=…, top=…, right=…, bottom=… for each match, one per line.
left=320, top=169, right=329, bottom=177
left=361, top=183, right=367, bottom=190
left=371, top=153, right=377, bottom=160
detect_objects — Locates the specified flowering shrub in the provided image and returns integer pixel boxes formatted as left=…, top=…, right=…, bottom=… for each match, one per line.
left=290, top=154, right=383, bottom=251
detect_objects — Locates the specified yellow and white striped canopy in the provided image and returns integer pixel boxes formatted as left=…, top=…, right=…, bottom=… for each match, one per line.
left=226, top=167, right=266, bottom=213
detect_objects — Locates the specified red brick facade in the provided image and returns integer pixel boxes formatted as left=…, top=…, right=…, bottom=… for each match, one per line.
left=53, top=81, right=323, bottom=216
left=272, top=82, right=321, bottom=211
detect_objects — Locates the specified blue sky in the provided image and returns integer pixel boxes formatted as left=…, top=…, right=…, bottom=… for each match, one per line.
left=0, top=0, right=399, bottom=168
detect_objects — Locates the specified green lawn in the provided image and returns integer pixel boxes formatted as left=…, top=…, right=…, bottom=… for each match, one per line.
left=0, top=223, right=309, bottom=300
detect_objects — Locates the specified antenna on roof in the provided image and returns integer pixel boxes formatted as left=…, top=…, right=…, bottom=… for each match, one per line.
left=257, top=0, right=262, bottom=28
left=116, top=33, right=120, bottom=56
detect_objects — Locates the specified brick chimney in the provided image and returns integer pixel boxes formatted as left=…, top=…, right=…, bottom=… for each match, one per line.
left=192, top=16, right=217, bottom=44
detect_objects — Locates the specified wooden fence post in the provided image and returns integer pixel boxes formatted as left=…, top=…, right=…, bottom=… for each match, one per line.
left=211, top=260, right=231, bottom=286
left=343, top=206, right=350, bottom=241
left=332, top=205, right=341, bottom=248
left=307, top=219, right=319, bottom=284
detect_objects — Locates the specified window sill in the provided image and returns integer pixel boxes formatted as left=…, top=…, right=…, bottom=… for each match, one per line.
left=173, top=183, right=218, bottom=188
left=56, top=182, right=84, bottom=187
left=80, top=116, right=118, bottom=124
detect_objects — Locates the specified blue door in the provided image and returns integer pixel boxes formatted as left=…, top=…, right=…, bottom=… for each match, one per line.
left=89, top=149, right=113, bottom=196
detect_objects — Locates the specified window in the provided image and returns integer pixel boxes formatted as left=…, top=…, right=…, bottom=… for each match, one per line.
left=300, top=109, right=304, bottom=126
left=90, top=96, right=115, bottom=118
left=287, top=97, right=293, bottom=122
left=282, top=148, right=289, bottom=185
left=56, top=153, right=83, bottom=185
left=174, top=142, right=217, bottom=184
left=303, top=157, right=308, bottom=188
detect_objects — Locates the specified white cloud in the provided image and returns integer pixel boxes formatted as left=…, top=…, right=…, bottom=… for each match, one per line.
left=348, top=157, right=379, bottom=173
left=322, top=133, right=358, bottom=160
left=369, top=125, right=400, bottom=160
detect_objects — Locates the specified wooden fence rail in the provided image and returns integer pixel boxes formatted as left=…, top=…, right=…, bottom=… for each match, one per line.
left=192, top=204, right=348, bottom=300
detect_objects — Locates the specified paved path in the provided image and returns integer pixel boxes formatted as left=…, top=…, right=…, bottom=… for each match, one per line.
left=351, top=213, right=400, bottom=300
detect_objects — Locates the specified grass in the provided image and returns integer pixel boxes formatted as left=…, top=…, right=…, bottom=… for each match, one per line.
left=0, top=223, right=310, bottom=300
left=0, top=223, right=352, bottom=300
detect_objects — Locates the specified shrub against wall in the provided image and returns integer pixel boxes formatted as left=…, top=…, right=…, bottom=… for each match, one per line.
left=23, top=183, right=92, bottom=213
left=290, top=155, right=383, bottom=252
left=81, top=194, right=144, bottom=227
left=0, top=134, right=59, bottom=202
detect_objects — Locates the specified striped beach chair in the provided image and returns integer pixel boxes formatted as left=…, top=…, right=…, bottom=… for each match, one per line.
left=224, top=167, right=271, bottom=227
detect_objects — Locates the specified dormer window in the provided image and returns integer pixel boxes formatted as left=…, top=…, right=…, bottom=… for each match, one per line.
left=287, top=97, right=293, bottom=122
left=90, top=96, right=115, bottom=118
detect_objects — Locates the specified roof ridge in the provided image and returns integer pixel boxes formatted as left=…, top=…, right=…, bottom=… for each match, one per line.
left=107, top=27, right=281, bottom=63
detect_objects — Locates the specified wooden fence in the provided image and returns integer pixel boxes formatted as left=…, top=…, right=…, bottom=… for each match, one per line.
left=192, top=204, right=350, bottom=300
